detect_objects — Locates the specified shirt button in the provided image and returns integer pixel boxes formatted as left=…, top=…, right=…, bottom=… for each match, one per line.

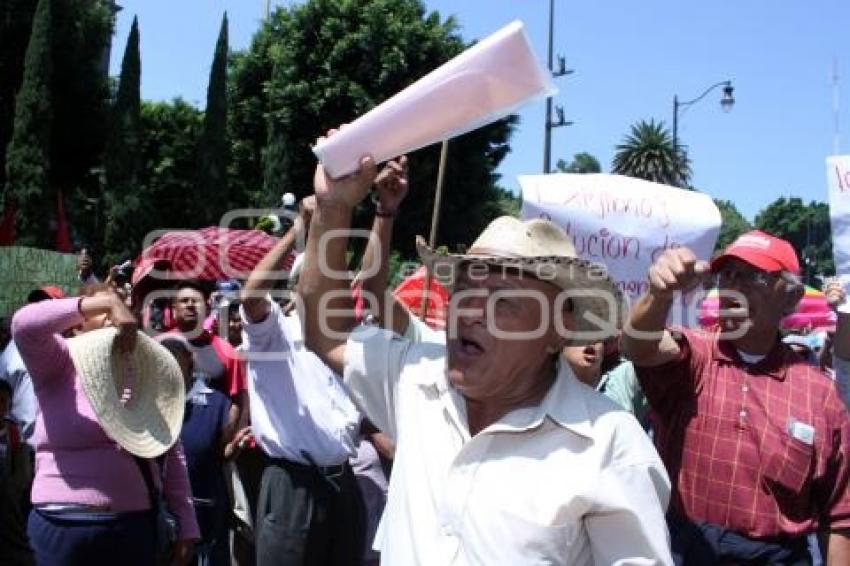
left=739, top=410, right=747, bottom=418
left=742, top=385, right=749, bottom=392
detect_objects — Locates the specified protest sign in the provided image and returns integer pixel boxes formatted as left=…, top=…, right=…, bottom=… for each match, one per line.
left=313, top=20, right=555, bottom=178
left=520, top=174, right=721, bottom=323
left=0, top=247, right=78, bottom=317
left=827, top=155, right=850, bottom=292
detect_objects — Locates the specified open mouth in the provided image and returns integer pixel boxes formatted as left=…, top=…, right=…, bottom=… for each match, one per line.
left=459, top=335, right=485, bottom=356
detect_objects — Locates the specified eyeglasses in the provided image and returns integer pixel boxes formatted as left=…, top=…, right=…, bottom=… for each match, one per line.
left=715, top=267, right=778, bottom=290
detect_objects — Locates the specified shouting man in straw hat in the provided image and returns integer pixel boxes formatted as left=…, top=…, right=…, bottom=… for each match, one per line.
left=298, top=134, right=673, bottom=565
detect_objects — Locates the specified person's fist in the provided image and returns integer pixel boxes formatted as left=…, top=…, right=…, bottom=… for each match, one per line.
left=299, top=195, right=316, bottom=224
left=78, top=248, right=93, bottom=277
left=312, top=127, right=377, bottom=210
left=648, top=247, right=710, bottom=297
left=374, top=155, right=409, bottom=216
left=825, top=277, right=846, bottom=311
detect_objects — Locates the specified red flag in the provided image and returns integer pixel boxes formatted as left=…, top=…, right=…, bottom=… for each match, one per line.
left=55, top=191, right=72, bottom=252
left=0, top=199, right=15, bottom=245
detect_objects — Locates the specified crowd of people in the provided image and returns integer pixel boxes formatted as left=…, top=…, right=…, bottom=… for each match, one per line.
left=1, top=132, right=850, bottom=565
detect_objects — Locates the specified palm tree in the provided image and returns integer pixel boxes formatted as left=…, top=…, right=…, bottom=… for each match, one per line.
left=612, top=120, right=691, bottom=187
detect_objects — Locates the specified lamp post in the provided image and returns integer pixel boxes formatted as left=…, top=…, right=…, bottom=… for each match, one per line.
left=672, top=80, right=735, bottom=154
left=542, top=0, right=573, bottom=173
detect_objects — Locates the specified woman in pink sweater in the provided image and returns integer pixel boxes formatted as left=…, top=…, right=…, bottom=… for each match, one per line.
left=12, top=288, right=199, bottom=565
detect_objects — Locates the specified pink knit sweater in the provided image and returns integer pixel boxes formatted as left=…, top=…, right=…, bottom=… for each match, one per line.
left=12, top=298, right=199, bottom=540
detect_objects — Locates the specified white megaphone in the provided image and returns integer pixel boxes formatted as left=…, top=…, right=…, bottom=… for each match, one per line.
left=312, top=20, right=555, bottom=178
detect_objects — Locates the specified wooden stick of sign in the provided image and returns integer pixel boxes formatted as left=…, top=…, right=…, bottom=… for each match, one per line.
left=420, top=139, right=449, bottom=322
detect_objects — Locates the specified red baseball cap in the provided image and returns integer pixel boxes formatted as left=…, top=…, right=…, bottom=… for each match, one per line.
left=710, top=230, right=800, bottom=275
left=27, top=285, right=66, bottom=303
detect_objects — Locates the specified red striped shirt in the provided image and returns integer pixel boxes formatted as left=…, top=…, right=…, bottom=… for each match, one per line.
left=636, top=327, right=850, bottom=539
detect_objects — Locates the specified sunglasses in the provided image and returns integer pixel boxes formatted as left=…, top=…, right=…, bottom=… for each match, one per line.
left=714, top=267, right=779, bottom=290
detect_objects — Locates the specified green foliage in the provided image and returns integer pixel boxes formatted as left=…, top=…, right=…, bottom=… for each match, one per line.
left=228, top=31, right=275, bottom=208
left=50, top=0, right=112, bottom=199
left=713, top=199, right=751, bottom=253
left=137, top=100, right=204, bottom=231
left=0, top=0, right=38, bottom=190
left=754, top=197, right=834, bottom=285
left=4, top=0, right=52, bottom=248
left=612, top=120, right=691, bottom=188
left=556, top=152, right=601, bottom=174
left=102, top=16, right=141, bottom=266
left=494, top=186, right=521, bottom=218
left=196, top=12, right=230, bottom=224
left=230, top=0, right=515, bottom=258
left=1, top=0, right=112, bottom=248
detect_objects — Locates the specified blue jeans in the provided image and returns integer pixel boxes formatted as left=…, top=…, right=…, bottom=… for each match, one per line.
left=669, top=515, right=812, bottom=565
left=28, top=508, right=156, bottom=566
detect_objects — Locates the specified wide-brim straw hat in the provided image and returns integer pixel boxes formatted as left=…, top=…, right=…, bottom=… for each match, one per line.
left=416, top=216, right=625, bottom=344
left=67, top=328, right=185, bottom=458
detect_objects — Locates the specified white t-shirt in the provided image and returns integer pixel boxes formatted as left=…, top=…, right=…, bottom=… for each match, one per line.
left=240, top=302, right=360, bottom=466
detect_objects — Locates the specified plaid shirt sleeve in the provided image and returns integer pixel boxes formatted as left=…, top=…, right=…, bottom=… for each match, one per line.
left=817, top=387, right=850, bottom=530
left=634, top=327, right=711, bottom=419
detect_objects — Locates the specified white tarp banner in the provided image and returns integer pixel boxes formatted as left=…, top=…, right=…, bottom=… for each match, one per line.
left=520, top=173, right=721, bottom=314
left=313, top=20, right=555, bottom=178
left=827, top=155, right=850, bottom=291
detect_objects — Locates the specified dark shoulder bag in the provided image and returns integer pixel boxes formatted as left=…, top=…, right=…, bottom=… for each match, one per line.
left=133, top=455, right=179, bottom=565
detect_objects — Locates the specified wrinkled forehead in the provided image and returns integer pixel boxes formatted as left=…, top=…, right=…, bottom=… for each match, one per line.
left=176, top=287, right=205, bottom=300
left=457, top=262, right=544, bottom=289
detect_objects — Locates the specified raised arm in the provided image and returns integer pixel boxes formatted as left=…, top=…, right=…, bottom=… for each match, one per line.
left=242, top=197, right=314, bottom=324
left=299, top=132, right=377, bottom=374
left=826, top=279, right=850, bottom=361
left=621, top=248, right=708, bottom=367
left=12, top=293, right=137, bottom=385
left=356, top=156, right=412, bottom=336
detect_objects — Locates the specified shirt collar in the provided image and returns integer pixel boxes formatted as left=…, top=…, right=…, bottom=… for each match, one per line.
left=713, top=332, right=789, bottom=381
left=468, top=361, right=595, bottom=440
left=412, top=351, right=594, bottom=440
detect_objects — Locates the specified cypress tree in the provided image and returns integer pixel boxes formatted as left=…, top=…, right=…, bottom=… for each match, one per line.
left=102, top=15, right=142, bottom=265
left=196, top=12, right=230, bottom=225
left=0, top=0, right=38, bottom=191
left=4, top=0, right=52, bottom=248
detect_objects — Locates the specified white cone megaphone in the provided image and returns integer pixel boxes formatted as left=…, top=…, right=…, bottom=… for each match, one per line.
left=312, top=20, right=555, bottom=178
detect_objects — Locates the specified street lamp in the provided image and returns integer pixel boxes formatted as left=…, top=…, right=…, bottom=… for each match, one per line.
left=543, top=0, right=573, bottom=173
left=672, top=80, right=734, bottom=154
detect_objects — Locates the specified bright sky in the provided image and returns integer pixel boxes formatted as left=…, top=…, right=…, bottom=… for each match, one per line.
left=110, top=0, right=850, bottom=222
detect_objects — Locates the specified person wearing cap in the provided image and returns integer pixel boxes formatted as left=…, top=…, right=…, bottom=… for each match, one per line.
left=0, top=285, right=66, bottom=444
left=622, top=230, right=850, bottom=564
left=11, top=285, right=199, bottom=565
left=297, top=139, right=672, bottom=565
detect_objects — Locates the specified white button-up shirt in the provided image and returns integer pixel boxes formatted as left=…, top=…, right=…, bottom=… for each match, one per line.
left=344, top=325, right=672, bottom=565
left=241, top=302, right=360, bottom=466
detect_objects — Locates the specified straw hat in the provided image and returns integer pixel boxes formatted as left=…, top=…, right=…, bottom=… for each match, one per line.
left=416, top=216, right=625, bottom=343
left=67, top=328, right=185, bottom=458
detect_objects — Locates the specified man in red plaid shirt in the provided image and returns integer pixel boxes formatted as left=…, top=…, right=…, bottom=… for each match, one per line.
left=623, top=231, right=850, bottom=565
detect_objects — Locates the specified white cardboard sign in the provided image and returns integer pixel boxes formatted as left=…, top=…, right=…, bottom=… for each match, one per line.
left=827, top=155, right=850, bottom=291
left=520, top=173, right=721, bottom=306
